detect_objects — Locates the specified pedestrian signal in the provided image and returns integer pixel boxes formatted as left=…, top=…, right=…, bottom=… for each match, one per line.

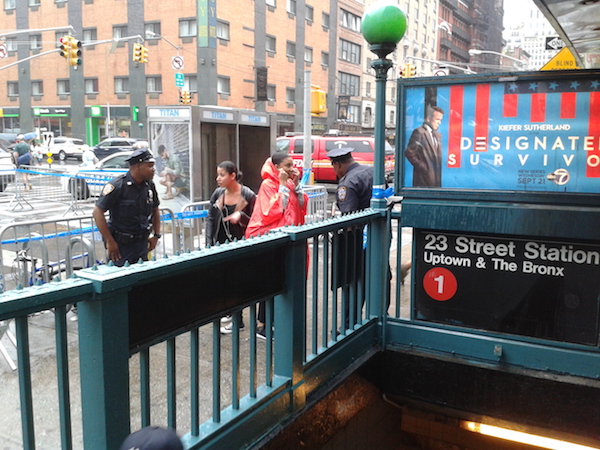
left=310, top=88, right=327, bottom=115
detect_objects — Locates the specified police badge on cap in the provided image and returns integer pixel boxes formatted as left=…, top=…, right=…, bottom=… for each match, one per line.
left=126, top=149, right=155, bottom=165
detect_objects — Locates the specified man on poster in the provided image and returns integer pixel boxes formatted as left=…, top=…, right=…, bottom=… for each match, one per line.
left=405, top=105, right=444, bottom=187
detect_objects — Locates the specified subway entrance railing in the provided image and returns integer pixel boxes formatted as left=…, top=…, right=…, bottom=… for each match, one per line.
left=0, top=209, right=388, bottom=449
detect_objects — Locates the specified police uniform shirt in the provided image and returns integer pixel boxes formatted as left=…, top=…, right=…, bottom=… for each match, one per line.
left=336, top=162, right=373, bottom=214
left=96, top=172, right=160, bottom=234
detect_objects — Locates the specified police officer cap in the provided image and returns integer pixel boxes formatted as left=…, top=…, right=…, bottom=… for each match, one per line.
left=327, top=147, right=354, bottom=160
left=119, top=426, right=183, bottom=450
left=126, top=148, right=155, bottom=165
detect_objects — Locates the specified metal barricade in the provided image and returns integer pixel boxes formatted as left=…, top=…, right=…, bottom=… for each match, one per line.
left=0, top=207, right=179, bottom=294
left=178, top=201, right=210, bottom=251
left=303, top=185, right=328, bottom=224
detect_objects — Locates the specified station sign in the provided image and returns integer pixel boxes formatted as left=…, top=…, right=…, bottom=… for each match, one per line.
left=414, top=230, right=600, bottom=346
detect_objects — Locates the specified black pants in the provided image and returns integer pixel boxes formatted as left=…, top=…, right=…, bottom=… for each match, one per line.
left=112, top=238, right=149, bottom=267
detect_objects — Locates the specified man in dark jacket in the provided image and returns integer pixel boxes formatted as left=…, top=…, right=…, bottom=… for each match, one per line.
left=405, top=105, right=444, bottom=187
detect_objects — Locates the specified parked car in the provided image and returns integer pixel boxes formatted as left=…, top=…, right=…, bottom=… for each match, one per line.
left=92, top=138, right=147, bottom=160
left=47, top=137, right=90, bottom=161
left=63, top=152, right=131, bottom=199
left=0, top=143, right=16, bottom=192
left=276, top=135, right=395, bottom=183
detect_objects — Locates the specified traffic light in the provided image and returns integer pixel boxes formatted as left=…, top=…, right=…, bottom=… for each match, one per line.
left=68, top=38, right=82, bottom=66
left=179, top=91, right=191, bottom=104
left=59, top=36, right=71, bottom=60
left=140, top=45, right=148, bottom=64
left=310, top=87, right=326, bottom=115
left=400, top=63, right=417, bottom=78
left=132, top=43, right=143, bottom=63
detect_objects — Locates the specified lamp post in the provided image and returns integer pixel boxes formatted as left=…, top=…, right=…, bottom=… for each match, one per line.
left=361, top=1, right=406, bottom=318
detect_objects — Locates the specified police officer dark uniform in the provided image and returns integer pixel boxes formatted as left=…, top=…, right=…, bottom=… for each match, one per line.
left=93, top=148, right=161, bottom=267
left=327, top=147, right=373, bottom=213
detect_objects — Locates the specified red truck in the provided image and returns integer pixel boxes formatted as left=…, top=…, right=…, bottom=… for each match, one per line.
left=275, top=135, right=395, bottom=183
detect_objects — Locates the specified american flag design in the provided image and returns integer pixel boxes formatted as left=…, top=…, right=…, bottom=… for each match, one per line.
left=403, top=77, right=600, bottom=193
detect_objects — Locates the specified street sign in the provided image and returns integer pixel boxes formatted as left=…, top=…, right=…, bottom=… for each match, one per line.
left=0, top=44, right=7, bottom=59
left=545, top=36, right=565, bottom=51
left=175, top=72, right=185, bottom=88
left=172, top=56, right=184, bottom=70
left=541, top=47, right=580, bottom=71
left=433, top=68, right=449, bottom=76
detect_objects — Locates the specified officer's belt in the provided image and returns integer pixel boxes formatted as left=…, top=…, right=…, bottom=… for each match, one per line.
left=111, top=229, right=149, bottom=244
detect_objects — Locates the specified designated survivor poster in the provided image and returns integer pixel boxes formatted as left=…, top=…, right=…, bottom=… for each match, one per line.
left=402, top=74, right=600, bottom=193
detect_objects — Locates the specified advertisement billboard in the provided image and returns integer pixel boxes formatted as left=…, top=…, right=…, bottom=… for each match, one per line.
left=401, top=72, right=600, bottom=193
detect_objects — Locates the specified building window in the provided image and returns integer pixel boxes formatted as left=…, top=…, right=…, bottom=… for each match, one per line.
left=216, top=20, right=230, bottom=41
left=146, top=76, right=162, bottom=93
left=267, top=84, right=276, bottom=101
left=286, top=88, right=295, bottom=103
left=266, top=0, right=275, bottom=6
left=114, top=77, right=129, bottom=94
left=179, top=18, right=197, bottom=37
left=266, top=35, right=276, bottom=53
left=145, top=22, right=161, bottom=40
left=340, top=9, right=361, bottom=32
left=286, top=41, right=296, bottom=58
left=321, top=51, right=329, bottom=67
left=304, top=47, right=313, bottom=63
left=347, top=104, right=360, bottom=123
left=339, top=39, right=361, bottom=64
left=30, top=34, right=42, bottom=50
left=113, top=25, right=128, bottom=40
left=83, top=28, right=97, bottom=45
left=4, top=0, right=15, bottom=10
left=184, top=75, right=197, bottom=92
left=306, top=5, right=314, bottom=23
left=7, top=81, right=18, bottom=97
left=6, top=37, right=17, bottom=52
left=338, top=72, right=360, bottom=96
left=322, top=12, right=330, bottom=29
left=57, top=79, right=70, bottom=95
left=217, top=76, right=230, bottom=95
left=29, top=0, right=40, bottom=6
left=389, top=109, right=395, bottom=124
left=32, top=81, right=43, bottom=96
left=85, top=78, right=99, bottom=94
left=366, top=82, right=371, bottom=97
left=286, top=0, right=296, bottom=14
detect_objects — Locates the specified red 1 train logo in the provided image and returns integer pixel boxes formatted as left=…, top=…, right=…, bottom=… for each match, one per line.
left=423, top=267, right=458, bottom=301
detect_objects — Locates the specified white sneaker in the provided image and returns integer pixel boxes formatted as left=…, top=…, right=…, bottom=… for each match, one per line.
left=220, top=315, right=232, bottom=324
left=220, top=322, right=245, bottom=334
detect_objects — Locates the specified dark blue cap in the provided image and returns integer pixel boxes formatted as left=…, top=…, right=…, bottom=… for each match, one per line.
left=126, top=149, right=155, bottom=165
left=326, top=147, right=354, bottom=160
left=120, top=427, right=183, bottom=450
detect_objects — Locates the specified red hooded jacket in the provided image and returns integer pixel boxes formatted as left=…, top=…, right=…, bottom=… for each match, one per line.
left=245, top=157, right=308, bottom=238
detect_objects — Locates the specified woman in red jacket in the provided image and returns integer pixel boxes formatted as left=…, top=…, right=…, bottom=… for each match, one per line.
left=246, top=152, right=308, bottom=338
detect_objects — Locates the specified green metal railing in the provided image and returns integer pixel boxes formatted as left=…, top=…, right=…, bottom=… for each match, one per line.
left=0, top=210, right=383, bottom=449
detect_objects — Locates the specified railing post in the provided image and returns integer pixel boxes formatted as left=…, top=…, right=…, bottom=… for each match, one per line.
left=78, top=291, right=131, bottom=449
left=274, top=236, right=307, bottom=412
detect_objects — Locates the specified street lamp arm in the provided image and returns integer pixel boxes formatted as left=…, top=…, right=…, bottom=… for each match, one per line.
left=468, top=49, right=525, bottom=65
left=405, top=55, right=476, bottom=74
left=0, top=47, right=61, bottom=71
left=145, top=31, right=181, bottom=53
left=0, top=26, right=74, bottom=39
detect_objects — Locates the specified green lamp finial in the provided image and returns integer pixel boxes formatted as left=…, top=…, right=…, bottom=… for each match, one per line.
left=361, top=0, right=407, bottom=46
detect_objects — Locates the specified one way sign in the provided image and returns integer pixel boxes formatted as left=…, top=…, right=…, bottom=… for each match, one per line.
left=545, top=36, right=565, bottom=51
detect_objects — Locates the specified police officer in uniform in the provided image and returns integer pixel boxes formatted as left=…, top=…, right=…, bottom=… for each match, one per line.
left=327, top=147, right=373, bottom=213
left=93, top=148, right=161, bottom=267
